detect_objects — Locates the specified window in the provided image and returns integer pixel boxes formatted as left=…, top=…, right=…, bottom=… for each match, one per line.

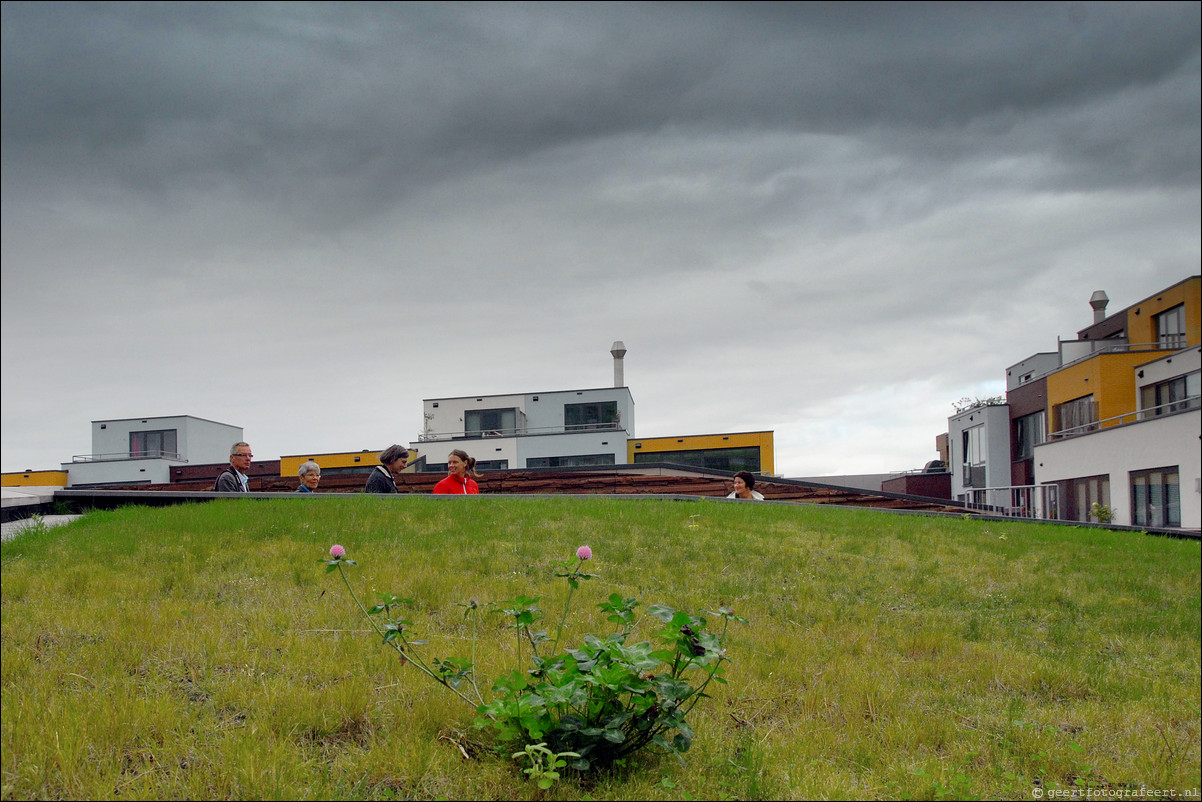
left=1131, top=467, right=1180, bottom=528
left=632, top=447, right=760, bottom=473
left=1013, top=411, right=1046, bottom=460
left=564, top=401, right=618, bottom=431
left=1053, top=395, right=1096, bottom=435
left=1154, top=304, right=1186, bottom=349
left=526, top=454, right=616, bottom=469
left=1060, top=474, right=1110, bottom=523
left=421, top=459, right=508, bottom=473
left=961, top=425, right=986, bottom=487
left=1141, top=372, right=1201, bottom=417
left=129, top=429, right=177, bottom=458
left=464, top=408, right=518, bottom=436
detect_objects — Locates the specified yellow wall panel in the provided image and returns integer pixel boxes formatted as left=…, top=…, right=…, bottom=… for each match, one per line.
left=2, top=470, right=69, bottom=487
left=1045, top=353, right=1151, bottom=430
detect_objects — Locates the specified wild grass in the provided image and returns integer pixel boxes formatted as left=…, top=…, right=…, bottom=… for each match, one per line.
left=2, top=496, right=1199, bottom=800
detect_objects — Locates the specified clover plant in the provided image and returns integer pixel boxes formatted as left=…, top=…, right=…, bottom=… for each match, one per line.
left=323, top=543, right=744, bottom=776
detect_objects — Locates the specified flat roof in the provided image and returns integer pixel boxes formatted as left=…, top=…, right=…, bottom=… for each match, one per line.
left=424, top=386, right=634, bottom=403
left=631, top=430, right=773, bottom=441
left=90, top=414, right=242, bottom=427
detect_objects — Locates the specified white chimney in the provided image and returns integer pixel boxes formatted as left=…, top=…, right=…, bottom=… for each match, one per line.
left=610, top=341, right=627, bottom=387
left=1090, top=290, right=1109, bottom=324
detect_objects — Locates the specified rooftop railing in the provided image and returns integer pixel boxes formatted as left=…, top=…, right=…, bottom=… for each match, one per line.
left=71, top=450, right=183, bottom=463
left=1018, top=341, right=1194, bottom=385
left=417, top=421, right=625, bottom=442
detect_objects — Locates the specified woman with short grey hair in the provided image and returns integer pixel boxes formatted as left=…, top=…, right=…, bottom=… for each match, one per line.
left=296, top=461, right=321, bottom=493
left=365, top=445, right=408, bottom=493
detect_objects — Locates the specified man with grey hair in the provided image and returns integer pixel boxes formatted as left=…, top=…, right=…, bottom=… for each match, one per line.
left=214, top=442, right=253, bottom=492
left=365, top=444, right=408, bottom=493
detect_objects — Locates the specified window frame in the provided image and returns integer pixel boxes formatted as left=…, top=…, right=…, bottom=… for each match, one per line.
left=464, top=408, right=518, bottom=436
left=563, top=401, right=619, bottom=431
left=961, top=424, right=986, bottom=487
left=1141, top=371, right=1200, bottom=418
left=631, top=446, right=761, bottom=473
left=1053, top=394, right=1096, bottom=436
left=1154, top=304, right=1186, bottom=349
left=129, top=429, right=178, bottom=458
left=1060, top=473, right=1110, bottom=524
left=525, top=454, right=617, bottom=469
left=1013, top=411, right=1046, bottom=461
left=1130, top=466, right=1181, bottom=528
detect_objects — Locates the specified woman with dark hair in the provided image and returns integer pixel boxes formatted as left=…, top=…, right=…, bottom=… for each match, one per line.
left=365, top=444, right=408, bottom=494
left=727, top=470, right=764, bottom=500
left=433, top=449, right=480, bottom=494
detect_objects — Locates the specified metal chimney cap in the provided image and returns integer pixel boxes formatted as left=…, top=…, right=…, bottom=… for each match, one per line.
left=1089, top=290, right=1109, bottom=309
left=610, top=341, right=627, bottom=358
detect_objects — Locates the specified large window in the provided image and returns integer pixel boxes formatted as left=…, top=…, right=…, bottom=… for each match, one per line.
left=1061, top=474, right=1110, bottom=524
left=526, top=454, right=616, bottom=469
left=1053, top=395, right=1096, bottom=435
left=1131, top=467, right=1180, bottom=528
left=130, top=429, right=177, bottom=458
left=632, top=447, right=760, bottom=473
left=1155, top=304, right=1186, bottom=349
left=420, top=459, right=508, bottom=473
left=1013, top=411, right=1046, bottom=460
left=564, top=401, right=619, bottom=431
left=1141, top=372, right=1201, bottom=417
left=961, top=425, right=986, bottom=487
left=465, top=408, right=518, bottom=436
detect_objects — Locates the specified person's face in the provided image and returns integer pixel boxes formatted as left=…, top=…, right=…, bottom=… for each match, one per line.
left=231, top=446, right=253, bottom=472
left=447, top=453, right=466, bottom=478
left=301, top=470, right=321, bottom=490
left=387, top=452, right=408, bottom=475
left=733, top=476, right=748, bottom=497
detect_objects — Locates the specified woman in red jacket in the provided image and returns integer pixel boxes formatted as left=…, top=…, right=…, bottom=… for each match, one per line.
left=432, top=449, right=480, bottom=494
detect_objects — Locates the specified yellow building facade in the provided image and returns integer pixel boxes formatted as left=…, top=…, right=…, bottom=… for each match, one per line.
left=1120, top=277, right=1201, bottom=348
left=627, top=431, right=774, bottom=475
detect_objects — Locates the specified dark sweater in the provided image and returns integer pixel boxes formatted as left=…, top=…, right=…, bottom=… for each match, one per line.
left=364, top=466, right=397, bottom=494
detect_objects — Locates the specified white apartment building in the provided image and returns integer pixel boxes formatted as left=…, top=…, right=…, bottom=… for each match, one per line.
left=62, top=415, right=243, bottom=487
left=1033, top=346, right=1200, bottom=528
left=412, top=386, right=635, bottom=472
left=948, top=278, right=1200, bottom=529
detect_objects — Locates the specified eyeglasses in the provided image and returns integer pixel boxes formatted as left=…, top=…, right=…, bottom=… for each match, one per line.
left=235, top=453, right=253, bottom=459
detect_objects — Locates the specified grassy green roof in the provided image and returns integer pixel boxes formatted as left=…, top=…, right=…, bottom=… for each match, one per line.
left=3, top=497, right=1198, bottom=799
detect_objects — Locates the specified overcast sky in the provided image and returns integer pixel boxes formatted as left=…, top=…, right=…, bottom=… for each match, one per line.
left=2, top=2, right=1199, bottom=478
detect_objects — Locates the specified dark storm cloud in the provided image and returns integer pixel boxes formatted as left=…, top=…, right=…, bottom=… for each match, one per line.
left=4, top=2, right=1197, bottom=222
left=2, top=2, right=1198, bottom=476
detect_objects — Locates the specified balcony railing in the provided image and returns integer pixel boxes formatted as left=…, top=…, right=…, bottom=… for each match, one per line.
left=961, top=484, right=1060, bottom=519
left=72, top=450, right=183, bottom=462
left=418, top=421, right=624, bottom=442
left=1048, top=394, right=1200, bottom=441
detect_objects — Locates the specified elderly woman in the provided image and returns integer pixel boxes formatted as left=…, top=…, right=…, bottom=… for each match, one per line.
left=365, top=444, right=408, bottom=494
left=295, top=461, right=321, bottom=493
